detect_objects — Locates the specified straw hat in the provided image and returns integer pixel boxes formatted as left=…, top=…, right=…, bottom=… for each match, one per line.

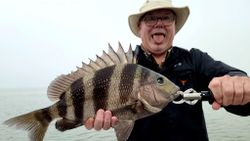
left=128, top=0, right=190, bottom=37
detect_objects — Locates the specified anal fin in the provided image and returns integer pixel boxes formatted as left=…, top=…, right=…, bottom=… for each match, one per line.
left=55, top=118, right=82, bottom=132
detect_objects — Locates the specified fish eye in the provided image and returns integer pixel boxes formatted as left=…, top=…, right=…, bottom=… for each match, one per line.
left=157, top=77, right=164, bottom=85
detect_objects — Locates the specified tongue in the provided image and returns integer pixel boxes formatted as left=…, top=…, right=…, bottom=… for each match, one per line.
left=153, top=35, right=165, bottom=44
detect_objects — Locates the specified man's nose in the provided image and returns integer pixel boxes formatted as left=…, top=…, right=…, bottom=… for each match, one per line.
left=154, top=18, right=165, bottom=27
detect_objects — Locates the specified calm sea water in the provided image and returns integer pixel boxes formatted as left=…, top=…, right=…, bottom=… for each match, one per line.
left=0, top=88, right=249, bottom=141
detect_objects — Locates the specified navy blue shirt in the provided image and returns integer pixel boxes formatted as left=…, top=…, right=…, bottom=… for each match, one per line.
left=127, top=46, right=250, bottom=141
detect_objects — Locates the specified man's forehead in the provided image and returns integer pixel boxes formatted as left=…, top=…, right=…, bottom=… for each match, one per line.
left=145, top=9, right=175, bottom=16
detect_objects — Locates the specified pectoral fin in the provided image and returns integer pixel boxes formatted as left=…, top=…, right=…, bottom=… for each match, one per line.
left=114, top=120, right=134, bottom=141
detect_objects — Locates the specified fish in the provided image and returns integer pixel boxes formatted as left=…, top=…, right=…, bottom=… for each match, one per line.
left=3, top=42, right=180, bottom=141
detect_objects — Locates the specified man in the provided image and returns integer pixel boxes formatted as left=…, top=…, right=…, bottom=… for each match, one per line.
left=84, top=0, right=250, bottom=140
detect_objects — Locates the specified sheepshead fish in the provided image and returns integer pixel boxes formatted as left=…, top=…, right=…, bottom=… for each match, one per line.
left=4, top=43, right=180, bottom=141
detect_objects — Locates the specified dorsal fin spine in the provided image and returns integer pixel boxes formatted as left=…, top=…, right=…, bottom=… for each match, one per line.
left=108, top=43, right=121, bottom=63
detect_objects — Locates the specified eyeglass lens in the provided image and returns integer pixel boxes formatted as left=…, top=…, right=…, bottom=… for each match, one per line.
left=143, top=14, right=175, bottom=26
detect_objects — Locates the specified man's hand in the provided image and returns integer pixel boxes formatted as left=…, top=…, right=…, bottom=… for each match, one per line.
left=208, top=75, right=250, bottom=110
left=84, top=109, right=118, bottom=130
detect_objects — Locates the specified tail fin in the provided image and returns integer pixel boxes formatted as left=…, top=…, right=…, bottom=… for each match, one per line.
left=4, top=107, right=53, bottom=141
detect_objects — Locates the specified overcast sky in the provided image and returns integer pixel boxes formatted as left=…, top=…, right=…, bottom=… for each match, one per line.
left=0, top=0, right=250, bottom=89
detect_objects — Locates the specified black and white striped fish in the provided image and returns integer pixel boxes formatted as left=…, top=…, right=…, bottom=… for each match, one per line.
left=4, top=43, right=180, bottom=141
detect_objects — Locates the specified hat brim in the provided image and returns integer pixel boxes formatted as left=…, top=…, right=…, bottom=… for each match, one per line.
left=129, top=6, right=190, bottom=37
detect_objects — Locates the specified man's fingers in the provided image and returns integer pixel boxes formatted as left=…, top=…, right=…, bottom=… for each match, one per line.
left=84, top=109, right=117, bottom=131
left=233, top=77, right=244, bottom=105
left=103, top=110, right=112, bottom=130
left=209, top=76, right=250, bottom=107
left=85, top=118, right=94, bottom=130
left=209, top=77, right=223, bottom=104
left=94, top=109, right=104, bottom=131
left=111, top=116, right=118, bottom=127
left=221, top=76, right=234, bottom=106
left=212, top=101, right=221, bottom=110
left=242, top=78, right=250, bottom=105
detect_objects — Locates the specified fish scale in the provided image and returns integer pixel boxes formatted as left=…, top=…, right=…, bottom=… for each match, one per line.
left=3, top=43, right=180, bottom=141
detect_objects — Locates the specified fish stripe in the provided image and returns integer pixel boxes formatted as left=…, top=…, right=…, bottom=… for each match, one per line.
left=118, top=64, right=137, bottom=103
left=139, top=66, right=151, bottom=85
left=70, top=78, right=85, bottom=120
left=92, top=66, right=115, bottom=112
left=41, top=108, right=53, bottom=123
left=57, top=92, right=67, bottom=117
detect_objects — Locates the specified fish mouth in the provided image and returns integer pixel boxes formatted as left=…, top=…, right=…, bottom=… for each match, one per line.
left=153, top=87, right=181, bottom=108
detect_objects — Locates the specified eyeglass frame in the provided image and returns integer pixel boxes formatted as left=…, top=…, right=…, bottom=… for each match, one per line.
left=138, top=10, right=176, bottom=27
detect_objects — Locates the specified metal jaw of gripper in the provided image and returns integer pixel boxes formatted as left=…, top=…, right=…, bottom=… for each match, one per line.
left=173, top=88, right=214, bottom=105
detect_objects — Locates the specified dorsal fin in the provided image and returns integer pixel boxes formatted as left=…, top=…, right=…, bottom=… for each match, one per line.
left=127, top=44, right=135, bottom=64
left=116, top=42, right=128, bottom=63
left=47, top=74, right=73, bottom=101
left=108, top=43, right=121, bottom=63
left=101, top=50, right=115, bottom=66
left=95, top=55, right=108, bottom=68
left=88, top=58, right=102, bottom=70
left=81, top=62, right=95, bottom=74
left=47, top=42, right=136, bottom=101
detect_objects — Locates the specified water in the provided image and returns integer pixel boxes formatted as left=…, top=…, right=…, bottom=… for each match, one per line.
left=0, top=88, right=249, bottom=141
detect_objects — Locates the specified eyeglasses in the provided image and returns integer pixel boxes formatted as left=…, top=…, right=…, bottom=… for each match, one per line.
left=142, top=14, right=175, bottom=26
